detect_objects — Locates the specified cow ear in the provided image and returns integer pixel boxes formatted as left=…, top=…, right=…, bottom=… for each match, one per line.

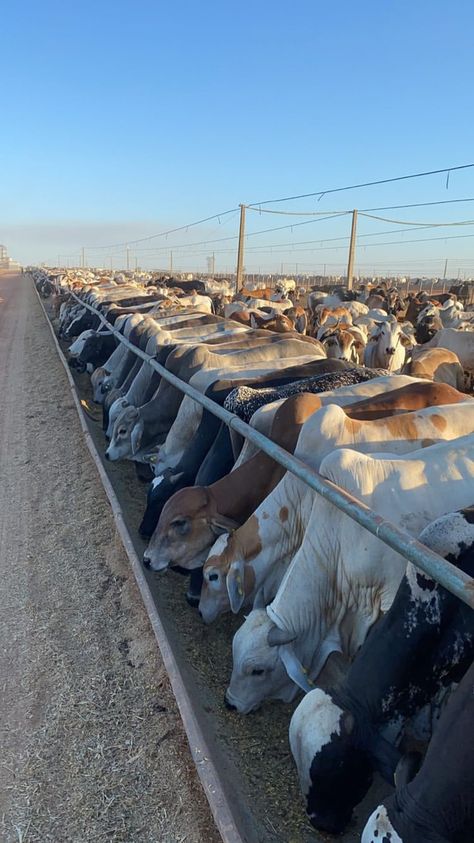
left=400, top=333, right=413, bottom=347
left=210, top=513, right=240, bottom=535
left=226, top=560, right=246, bottom=613
left=278, top=644, right=314, bottom=693
left=131, top=420, right=144, bottom=455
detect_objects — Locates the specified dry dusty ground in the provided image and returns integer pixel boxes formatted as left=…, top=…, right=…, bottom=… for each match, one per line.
left=0, top=272, right=220, bottom=843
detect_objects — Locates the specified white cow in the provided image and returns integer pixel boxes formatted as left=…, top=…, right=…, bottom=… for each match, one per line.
left=364, top=317, right=412, bottom=372
left=225, top=434, right=474, bottom=713
left=199, top=396, right=473, bottom=625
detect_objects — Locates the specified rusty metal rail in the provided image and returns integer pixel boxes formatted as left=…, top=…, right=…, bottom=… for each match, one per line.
left=66, top=288, right=474, bottom=610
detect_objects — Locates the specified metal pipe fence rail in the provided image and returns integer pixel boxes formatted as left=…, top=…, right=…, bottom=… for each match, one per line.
left=68, top=289, right=474, bottom=610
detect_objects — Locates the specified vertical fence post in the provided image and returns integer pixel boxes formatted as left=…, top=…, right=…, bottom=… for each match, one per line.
left=236, top=204, right=246, bottom=293
left=346, top=209, right=358, bottom=290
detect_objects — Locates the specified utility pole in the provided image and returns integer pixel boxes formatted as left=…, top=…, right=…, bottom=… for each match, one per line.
left=135, top=257, right=138, bottom=270
left=212, top=252, right=215, bottom=276
left=346, top=209, right=358, bottom=290
left=235, top=204, right=246, bottom=292
left=443, top=258, right=448, bottom=279
left=126, top=247, right=130, bottom=271
left=81, top=247, right=85, bottom=268
left=323, top=263, right=326, bottom=277
left=170, top=251, right=173, bottom=274
left=280, top=261, right=284, bottom=276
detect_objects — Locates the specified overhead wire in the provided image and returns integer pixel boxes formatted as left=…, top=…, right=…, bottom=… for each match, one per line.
left=245, top=197, right=474, bottom=217
left=246, top=163, right=474, bottom=207
left=83, top=207, right=239, bottom=251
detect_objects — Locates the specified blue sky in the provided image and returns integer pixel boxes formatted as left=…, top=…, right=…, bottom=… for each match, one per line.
left=2, top=0, right=474, bottom=275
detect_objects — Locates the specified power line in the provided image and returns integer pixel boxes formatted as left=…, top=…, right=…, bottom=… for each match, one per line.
left=359, top=213, right=474, bottom=227
left=83, top=207, right=239, bottom=251
left=246, top=196, right=474, bottom=216
left=87, top=211, right=351, bottom=254
left=247, top=163, right=474, bottom=207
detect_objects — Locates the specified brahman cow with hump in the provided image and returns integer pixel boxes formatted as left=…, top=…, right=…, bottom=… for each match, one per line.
left=290, top=506, right=474, bottom=834
left=105, top=352, right=321, bottom=464
left=420, top=326, right=474, bottom=372
left=362, top=657, right=474, bottom=843
left=224, top=434, right=474, bottom=714
left=404, top=346, right=466, bottom=390
left=138, top=360, right=353, bottom=537
left=200, top=391, right=473, bottom=625
left=153, top=363, right=382, bottom=478
left=143, top=375, right=425, bottom=575
left=105, top=334, right=322, bottom=461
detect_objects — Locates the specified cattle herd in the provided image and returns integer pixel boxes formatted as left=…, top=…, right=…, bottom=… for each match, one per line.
left=33, top=266, right=474, bottom=842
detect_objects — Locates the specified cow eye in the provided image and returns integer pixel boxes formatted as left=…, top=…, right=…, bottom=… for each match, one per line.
left=251, top=668, right=265, bottom=676
left=118, top=428, right=126, bottom=436
left=208, top=573, right=219, bottom=582
left=171, top=518, right=188, bottom=534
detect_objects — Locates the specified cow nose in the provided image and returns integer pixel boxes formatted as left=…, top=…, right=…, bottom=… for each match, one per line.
left=224, top=695, right=237, bottom=711
left=143, top=555, right=151, bottom=569
left=386, top=347, right=396, bottom=355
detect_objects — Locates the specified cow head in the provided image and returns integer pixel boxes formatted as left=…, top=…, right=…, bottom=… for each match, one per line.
left=106, top=396, right=130, bottom=440
left=91, top=367, right=111, bottom=403
left=290, top=689, right=373, bottom=834
left=105, top=405, right=142, bottom=461
left=224, top=611, right=301, bottom=713
left=322, top=328, right=364, bottom=363
left=199, top=541, right=259, bottom=623
left=367, top=319, right=412, bottom=372
left=198, top=534, right=236, bottom=623
left=143, top=487, right=239, bottom=573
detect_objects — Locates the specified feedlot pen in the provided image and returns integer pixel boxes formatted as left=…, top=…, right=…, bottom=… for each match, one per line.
left=35, top=279, right=474, bottom=843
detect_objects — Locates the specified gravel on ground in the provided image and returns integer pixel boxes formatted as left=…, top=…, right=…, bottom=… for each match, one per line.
left=0, top=272, right=220, bottom=843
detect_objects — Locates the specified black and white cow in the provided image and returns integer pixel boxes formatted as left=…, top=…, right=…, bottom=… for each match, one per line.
left=289, top=507, right=474, bottom=835
left=362, top=657, right=474, bottom=843
left=224, top=366, right=388, bottom=422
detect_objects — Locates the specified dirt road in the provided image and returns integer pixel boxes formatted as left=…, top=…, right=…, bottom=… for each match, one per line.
left=0, top=272, right=219, bottom=843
